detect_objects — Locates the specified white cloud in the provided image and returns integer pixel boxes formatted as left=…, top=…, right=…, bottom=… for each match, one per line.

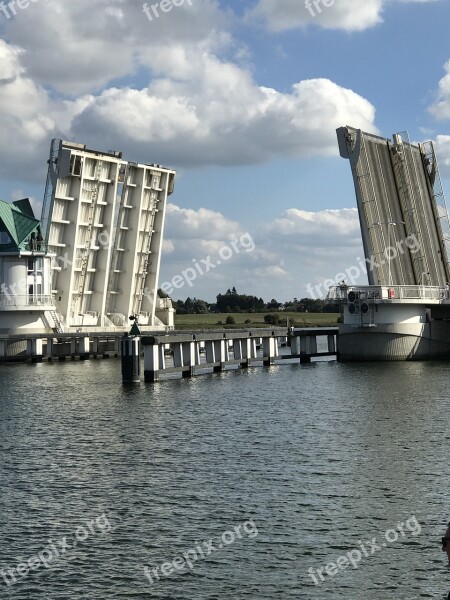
left=267, top=207, right=360, bottom=243
left=247, top=0, right=440, bottom=33
left=261, top=207, right=365, bottom=297
left=69, top=73, right=377, bottom=168
left=0, top=0, right=379, bottom=181
left=160, top=204, right=365, bottom=301
left=433, top=135, right=450, bottom=177
left=164, top=203, right=244, bottom=245
left=0, top=32, right=377, bottom=179
left=2, top=0, right=228, bottom=95
left=247, top=0, right=383, bottom=32
left=0, top=40, right=57, bottom=181
left=429, top=59, right=450, bottom=120
left=426, top=61, right=450, bottom=177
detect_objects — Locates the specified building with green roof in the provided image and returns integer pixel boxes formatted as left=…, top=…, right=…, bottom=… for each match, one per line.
left=0, top=198, right=57, bottom=334
left=0, top=198, right=44, bottom=253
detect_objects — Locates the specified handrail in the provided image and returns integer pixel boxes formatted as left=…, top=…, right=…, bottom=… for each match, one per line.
left=0, top=295, right=55, bottom=307
left=328, top=285, right=447, bottom=301
left=24, top=240, right=48, bottom=253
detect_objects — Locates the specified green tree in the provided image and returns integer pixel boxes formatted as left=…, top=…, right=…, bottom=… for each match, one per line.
left=264, top=314, right=280, bottom=325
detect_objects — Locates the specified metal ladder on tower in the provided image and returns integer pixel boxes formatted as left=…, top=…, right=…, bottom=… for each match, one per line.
left=43, top=308, right=65, bottom=333
left=76, top=160, right=103, bottom=313
left=135, top=205, right=157, bottom=314
left=49, top=309, right=64, bottom=333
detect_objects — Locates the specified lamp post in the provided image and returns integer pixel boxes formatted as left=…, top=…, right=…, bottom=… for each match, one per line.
left=373, top=221, right=405, bottom=286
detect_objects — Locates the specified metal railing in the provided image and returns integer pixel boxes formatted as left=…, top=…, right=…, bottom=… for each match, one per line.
left=0, top=294, right=55, bottom=308
left=328, top=285, right=447, bottom=302
left=157, top=298, right=172, bottom=309
left=23, top=240, right=48, bottom=253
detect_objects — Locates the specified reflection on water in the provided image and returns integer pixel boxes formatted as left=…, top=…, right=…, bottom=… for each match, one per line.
left=0, top=358, right=449, bottom=599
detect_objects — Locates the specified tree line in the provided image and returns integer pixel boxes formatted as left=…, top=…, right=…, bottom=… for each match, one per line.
left=168, top=288, right=336, bottom=314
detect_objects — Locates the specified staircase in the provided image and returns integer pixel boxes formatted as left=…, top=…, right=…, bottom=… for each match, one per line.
left=44, top=309, right=65, bottom=333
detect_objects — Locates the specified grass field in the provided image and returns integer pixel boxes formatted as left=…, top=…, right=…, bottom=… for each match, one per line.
left=174, top=312, right=340, bottom=330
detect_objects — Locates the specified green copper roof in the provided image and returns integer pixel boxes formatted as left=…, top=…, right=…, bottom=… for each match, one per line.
left=0, top=198, right=40, bottom=252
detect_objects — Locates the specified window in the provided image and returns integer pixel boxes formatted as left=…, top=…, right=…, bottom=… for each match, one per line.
left=27, top=258, right=42, bottom=274
left=70, top=155, right=82, bottom=176
left=0, top=231, right=11, bottom=244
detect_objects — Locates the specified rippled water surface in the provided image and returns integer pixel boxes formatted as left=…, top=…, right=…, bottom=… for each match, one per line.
left=1, top=358, right=450, bottom=599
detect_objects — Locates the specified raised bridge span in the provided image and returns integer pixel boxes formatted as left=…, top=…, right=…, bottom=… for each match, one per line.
left=337, top=126, right=450, bottom=288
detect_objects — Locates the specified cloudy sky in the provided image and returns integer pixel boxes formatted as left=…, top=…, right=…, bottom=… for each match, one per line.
left=2, top=0, right=450, bottom=301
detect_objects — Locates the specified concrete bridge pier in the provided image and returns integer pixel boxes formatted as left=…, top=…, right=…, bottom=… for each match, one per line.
left=173, top=341, right=201, bottom=379
left=79, top=337, right=90, bottom=360
left=205, top=338, right=229, bottom=373
left=29, top=338, right=44, bottom=363
left=46, top=338, right=53, bottom=360
left=233, top=337, right=258, bottom=368
left=144, top=344, right=166, bottom=382
left=263, top=337, right=279, bottom=366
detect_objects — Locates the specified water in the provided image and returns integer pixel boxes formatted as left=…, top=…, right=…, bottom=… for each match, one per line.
left=0, top=358, right=449, bottom=599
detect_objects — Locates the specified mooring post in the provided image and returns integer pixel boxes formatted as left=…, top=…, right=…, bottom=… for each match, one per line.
left=121, top=334, right=141, bottom=383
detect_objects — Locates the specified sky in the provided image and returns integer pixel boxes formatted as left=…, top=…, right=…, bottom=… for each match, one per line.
left=2, top=0, right=450, bottom=302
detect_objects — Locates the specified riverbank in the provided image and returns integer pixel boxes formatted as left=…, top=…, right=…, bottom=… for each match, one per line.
left=174, top=312, right=340, bottom=330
